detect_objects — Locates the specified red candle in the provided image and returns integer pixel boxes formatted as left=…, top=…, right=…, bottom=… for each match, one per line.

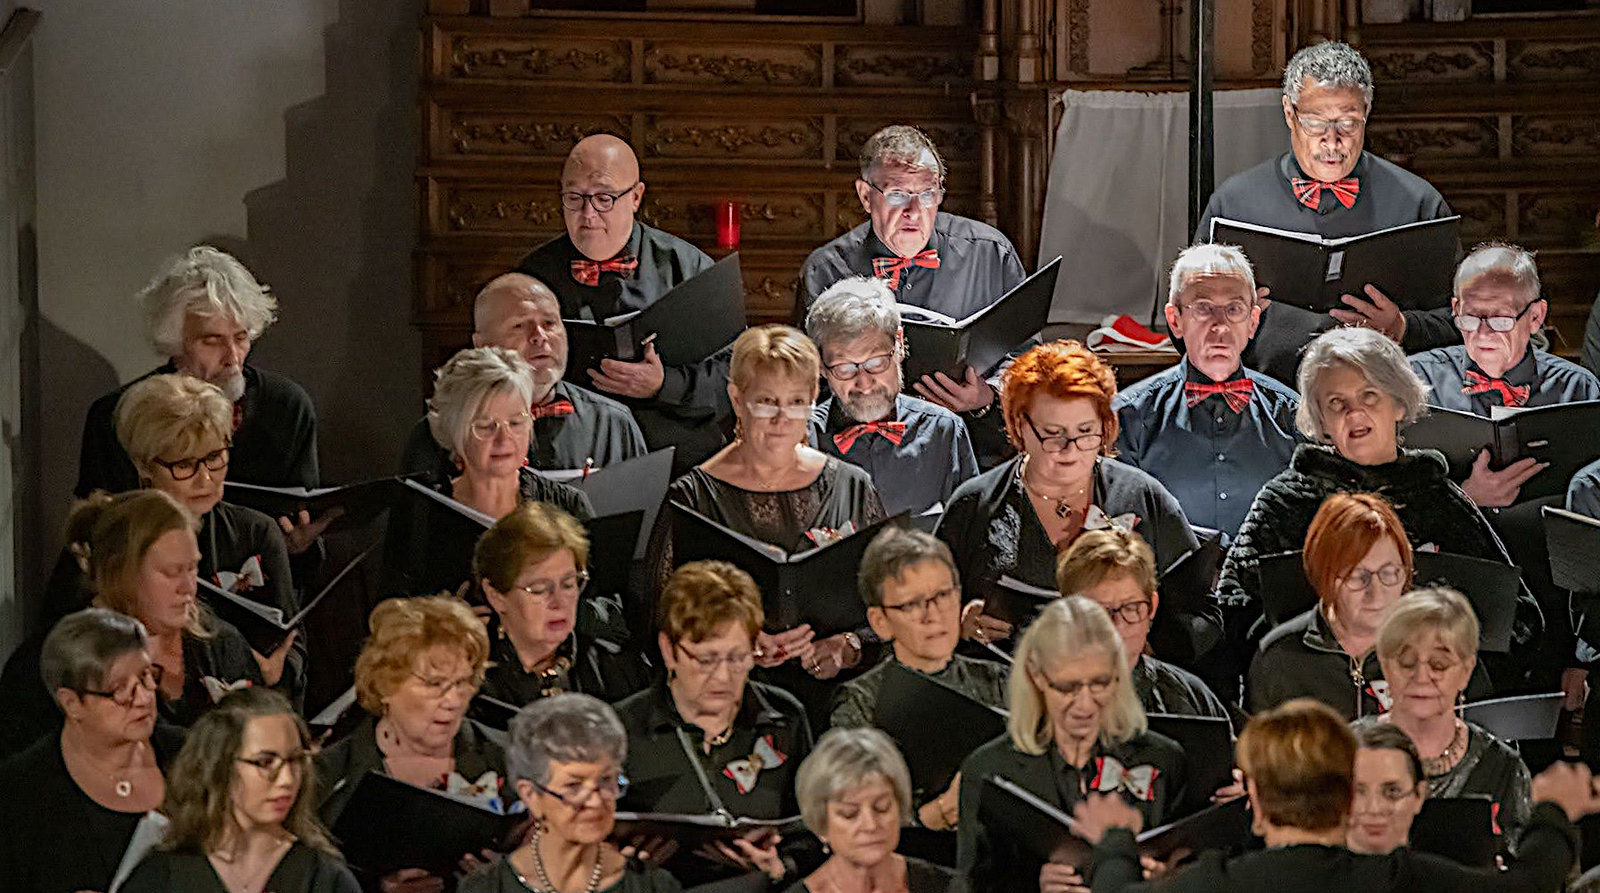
left=716, top=201, right=741, bottom=249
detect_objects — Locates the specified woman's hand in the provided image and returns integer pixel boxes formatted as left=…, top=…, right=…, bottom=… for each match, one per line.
left=917, top=772, right=962, bottom=830
left=755, top=625, right=815, bottom=668
left=459, top=848, right=501, bottom=876
left=620, top=835, right=679, bottom=868
left=1460, top=452, right=1544, bottom=508
left=1039, top=862, right=1089, bottom=893
left=1531, top=761, right=1600, bottom=823
left=251, top=630, right=297, bottom=687
left=960, top=600, right=1011, bottom=644
left=702, top=829, right=785, bottom=881
left=379, top=868, right=445, bottom=893
left=277, top=508, right=340, bottom=555
left=804, top=633, right=861, bottom=680
left=1210, top=768, right=1246, bottom=804
left=1070, top=793, right=1144, bottom=845
left=1139, top=855, right=1171, bottom=881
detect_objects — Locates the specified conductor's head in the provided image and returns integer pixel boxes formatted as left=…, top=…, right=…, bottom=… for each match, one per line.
left=1236, top=698, right=1357, bottom=838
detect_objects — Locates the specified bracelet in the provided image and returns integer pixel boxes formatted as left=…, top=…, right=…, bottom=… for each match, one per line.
left=841, top=631, right=863, bottom=666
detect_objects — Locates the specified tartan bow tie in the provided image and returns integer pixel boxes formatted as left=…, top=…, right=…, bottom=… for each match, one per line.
left=231, top=400, right=244, bottom=433
left=1290, top=176, right=1360, bottom=211
left=1462, top=369, right=1530, bottom=407
left=832, top=420, right=907, bottom=453
left=529, top=399, right=576, bottom=419
left=871, top=248, right=940, bottom=290
left=1184, top=377, right=1255, bottom=412
left=570, top=254, right=639, bottom=287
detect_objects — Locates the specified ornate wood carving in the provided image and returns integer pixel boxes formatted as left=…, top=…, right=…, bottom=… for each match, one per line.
left=835, top=119, right=979, bottom=166
left=1367, top=43, right=1493, bottom=82
left=1067, top=0, right=1091, bottom=75
left=1366, top=118, right=1497, bottom=163
left=1438, top=192, right=1507, bottom=245
left=1508, top=41, right=1600, bottom=81
left=1513, top=116, right=1600, bottom=157
left=1519, top=191, right=1600, bottom=247
left=448, top=36, right=631, bottom=82
left=643, top=42, right=823, bottom=87
left=833, top=45, right=970, bottom=87
left=1251, top=0, right=1275, bottom=75
left=644, top=117, right=823, bottom=160
left=440, top=110, right=630, bottom=158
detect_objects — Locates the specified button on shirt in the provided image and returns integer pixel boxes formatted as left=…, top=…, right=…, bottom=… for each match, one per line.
left=1113, top=361, right=1300, bottom=535
left=810, top=394, right=979, bottom=516
left=1408, top=345, right=1600, bottom=415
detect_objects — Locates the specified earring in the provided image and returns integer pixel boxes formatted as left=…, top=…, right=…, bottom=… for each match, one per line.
left=521, top=457, right=530, bottom=468
left=820, top=838, right=830, bottom=855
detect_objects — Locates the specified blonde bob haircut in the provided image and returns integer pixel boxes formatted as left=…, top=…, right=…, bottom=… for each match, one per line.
left=140, top=246, right=278, bottom=358
left=795, top=727, right=913, bottom=837
left=114, top=374, right=233, bottom=479
left=67, top=489, right=209, bottom=638
left=474, top=501, right=591, bottom=594
left=1008, top=595, right=1146, bottom=755
left=354, top=596, right=490, bottom=716
left=728, top=324, right=821, bottom=394
left=426, top=346, right=536, bottom=462
left=1055, top=527, right=1158, bottom=600
left=1375, top=586, right=1479, bottom=667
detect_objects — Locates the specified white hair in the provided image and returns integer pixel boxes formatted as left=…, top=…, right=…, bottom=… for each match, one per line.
left=1295, top=327, right=1429, bottom=441
left=1283, top=41, right=1374, bottom=109
left=140, top=246, right=278, bottom=358
left=1166, top=243, right=1257, bottom=306
left=1453, top=242, right=1541, bottom=307
left=805, top=276, right=901, bottom=349
left=426, top=346, right=535, bottom=461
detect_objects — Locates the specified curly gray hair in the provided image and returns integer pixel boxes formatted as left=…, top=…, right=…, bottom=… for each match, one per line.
left=1295, top=327, right=1428, bottom=441
left=140, top=246, right=278, bottom=358
left=805, top=276, right=901, bottom=352
left=1283, top=41, right=1374, bottom=109
left=506, top=693, right=628, bottom=788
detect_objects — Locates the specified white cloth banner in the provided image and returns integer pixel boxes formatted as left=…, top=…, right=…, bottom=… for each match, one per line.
left=1039, top=88, right=1286, bottom=326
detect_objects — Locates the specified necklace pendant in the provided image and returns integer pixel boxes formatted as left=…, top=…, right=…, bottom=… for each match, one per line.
left=1055, top=501, right=1072, bottom=519
left=115, top=779, right=132, bottom=797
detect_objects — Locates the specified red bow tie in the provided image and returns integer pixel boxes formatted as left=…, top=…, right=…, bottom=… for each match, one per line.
left=1184, top=378, right=1255, bottom=413
left=833, top=420, right=907, bottom=453
left=870, top=248, right=940, bottom=290
left=231, top=400, right=245, bottom=433
left=1462, top=369, right=1530, bottom=407
left=570, top=255, right=639, bottom=287
left=530, top=399, right=576, bottom=420
left=1290, top=176, right=1360, bottom=211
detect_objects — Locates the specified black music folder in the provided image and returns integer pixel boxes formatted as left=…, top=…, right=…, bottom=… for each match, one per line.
left=899, top=256, right=1062, bottom=383
left=535, top=447, right=675, bottom=559
left=224, top=476, right=414, bottom=534
left=1148, top=533, right=1227, bottom=664
left=197, top=548, right=370, bottom=654
left=1404, top=401, right=1600, bottom=503
left=873, top=661, right=1008, bottom=801
left=611, top=812, right=801, bottom=848
left=979, top=776, right=1252, bottom=869
left=986, top=575, right=1058, bottom=627
left=329, top=771, right=526, bottom=877
left=1146, top=713, right=1233, bottom=816
left=583, top=510, right=644, bottom=596
left=565, top=253, right=746, bottom=374
left=671, top=506, right=905, bottom=634
left=466, top=693, right=522, bottom=731
left=1255, top=549, right=1518, bottom=651
left=1462, top=691, right=1564, bottom=741
left=1210, top=216, right=1459, bottom=314
left=1544, top=505, right=1600, bottom=591
left=1410, top=796, right=1496, bottom=868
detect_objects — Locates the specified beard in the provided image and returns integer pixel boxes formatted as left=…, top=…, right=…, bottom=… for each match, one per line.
left=838, top=385, right=897, bottom=423
left=214, top=370, right=246, bottom=402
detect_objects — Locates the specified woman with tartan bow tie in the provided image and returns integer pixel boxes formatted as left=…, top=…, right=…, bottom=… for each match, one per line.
left=955, top=597, right=1187, bottom=893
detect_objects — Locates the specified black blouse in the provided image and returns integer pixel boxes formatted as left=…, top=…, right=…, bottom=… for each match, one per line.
left=480, top=594, right=652, bottom=708
left=784, top=857, right=967, bottom=893
left=460, top=858, right=682, bottom=893
left=121, top=842, right=360, bottom=893
left=314, top=715, right=509, bottom=830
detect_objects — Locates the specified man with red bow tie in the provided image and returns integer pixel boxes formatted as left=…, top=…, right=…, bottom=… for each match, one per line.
left=799, top=126, right=1025, bottom=433
left=1198, top=42, right=1460, bottom=387
left=804, top=277, right=978, bottom=517
left=400, top=272, right=647, bottom=478
left=1112, top=244, right=1299, bottom=536
left=517, top=134, right=727, bottom=474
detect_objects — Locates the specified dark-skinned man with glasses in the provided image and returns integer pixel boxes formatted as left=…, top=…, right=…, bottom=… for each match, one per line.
left=799, top=125, right=1026, bottom=466
left=517, top=134, right=725, bottom=475
left=805, top=276, right=978, bottom=517
left=1197, top=41, right=1461, bottom=388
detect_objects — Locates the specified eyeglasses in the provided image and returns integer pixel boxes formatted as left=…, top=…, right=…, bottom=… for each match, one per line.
left=824, top=353, right=896, bottom=381
left=469, top=412, right=533, bottom=441
left=1355, top=782, right=1420, bottom=808
left=1178, top=300, right=1252, bottom=324
left=559, top=181, right=639, bottom=214
left=1035, top=669, right=1115, bottom=700
left=511, top=569, right=591, bottom=602
left=1391, top=652, right=1462, bottom=679
left=81, top=665, right=163, bottom=707
left=1023, top=414, right=1103, bottom=454
left=744, top=400, right=814, bottom=421
left=237, top=750, right=314, bottom=779
left=675, top=645, right=756, bottom=675
left=152, top=447, right=230, bottom=482
left=863, top=181, right=944, bottom=209
left=1292, top=110, right=1366, bottom=137
left=881, top=587, right=959, bottom=620
left=409, top=671, right=483, bottom=699
left=1101, top=599, right=1154, bottom=626
left=533, top=772, right=629, bottom=807
left=1340, top=563, right=1405, bottom=591
left=1454, top=300, right=1540, bottom=333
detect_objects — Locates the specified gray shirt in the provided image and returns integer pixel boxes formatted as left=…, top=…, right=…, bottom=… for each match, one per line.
left=1408, top=345, right=1600, bottom=414
left=809, top=393, right=979, bottom=517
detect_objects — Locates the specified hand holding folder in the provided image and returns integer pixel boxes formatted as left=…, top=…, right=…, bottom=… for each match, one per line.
left=224, top=476, right=415, bottom=536
left=565, top=254, right=745, bottom=374
left=328, top=771, right=527, bottom=878
left=1404, top=401, right=1600, bottom=503
left=900, top=257, right=1061, bottom=384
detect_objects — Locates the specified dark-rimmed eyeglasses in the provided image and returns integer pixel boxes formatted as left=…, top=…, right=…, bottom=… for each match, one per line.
left=863, top=181, right=944, bottom=209
left=1454, top=300, right=1541, bottom=333
left=81, top=664, right=163, bottom=707
left=153, top=447, right=229, bottom=481
left=1035, top=668, right=1114, bottom=699
left=1101, top=599, right=1154, bottom=626
left=511, top=569, right=591, bottom=602
left=1340, top=564, right=1405, bottom=591
left=533, top=772, right=629, bottom=807
left=881, top=587, right=959, bottom=619
left=824, top=353, right=896, bottom=381
left=1023, top=414, right=1103, bottom=454
left=237, top=750, right=314, bottom=779
left=559, top=182, right=640, bottom=214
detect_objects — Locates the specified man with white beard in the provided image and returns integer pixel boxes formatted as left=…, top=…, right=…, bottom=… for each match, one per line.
left=805, top=276, right=978, bottom=516
left=75, top=246, right=319, bottom=497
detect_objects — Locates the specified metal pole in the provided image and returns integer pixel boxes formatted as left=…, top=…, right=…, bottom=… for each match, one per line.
left=1187, top=0, right=1215, bottom=238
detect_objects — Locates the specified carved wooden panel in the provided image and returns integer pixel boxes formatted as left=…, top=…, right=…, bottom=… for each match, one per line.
left=833, top=44, right=971, bottom=87
left=1512, top=116, right=1600, bottom=158
left=1518, top=190, right=1600, bottom=248
left=836, top=118, right=979, bottom=167
left=1367, top=42, right=1494, bottom=83
left=643, top=41, right=824, bottom=87
left=1367, top=117, right=1498, bottom=164
left=444, top=34, right=632, bottom=83
left=1438, top=192, right=1508, bottom=245
left=432, top=106, right=630, bottom=159
left=1507, top=40, right=1600, bottom=82
left=642, top=116, right=825, bottom=161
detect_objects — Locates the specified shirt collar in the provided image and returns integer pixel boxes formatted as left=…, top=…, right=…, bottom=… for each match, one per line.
left=1301, top=607, right=1346, bottom=656
left=864, top=216, right=941, bottom=261
left=825, top=392, right=904, bottom=431
left=1182, top=357, right=1248, bottom=386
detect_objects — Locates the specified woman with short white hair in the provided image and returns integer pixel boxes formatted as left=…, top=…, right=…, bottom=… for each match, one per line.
left=956, top=596, right=1186, bottom=893
left=382, top=346, right=593, bottom=597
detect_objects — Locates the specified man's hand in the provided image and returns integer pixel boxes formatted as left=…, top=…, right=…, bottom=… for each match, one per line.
left=277, top=508, right=339, bottom=556
left=1071, top=792, right=1144, bottom=845
left=1039, top=863, right=1089, bottom=893
left=1460, top=451, right=1545, bottom=508
left=804, top=633, right=860, bottom=680
left=251, top=630, right=297, bottom=687
left=590, top=341, right=665, bottom=399
left=961, top=599, right=1012, bottom=644
left=1330, top=284, right=1406, bottom=341
left=1562, top=667, right=1589, bottom=712
left=915, top=367, right=994, bottom=413
left=1531, top=761, right=1600, bottom=823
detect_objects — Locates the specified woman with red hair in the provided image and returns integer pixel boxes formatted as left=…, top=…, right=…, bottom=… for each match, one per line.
left=934, top=341, right=1198, bottom=645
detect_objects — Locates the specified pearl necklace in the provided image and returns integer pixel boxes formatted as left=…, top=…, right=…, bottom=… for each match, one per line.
left=523, top=830, right=604, bottom=893
left=1017, top=456, right=1088, bottom=519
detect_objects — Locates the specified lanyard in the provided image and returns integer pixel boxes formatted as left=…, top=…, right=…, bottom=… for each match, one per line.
left=675, top=727, right=736, bottom=824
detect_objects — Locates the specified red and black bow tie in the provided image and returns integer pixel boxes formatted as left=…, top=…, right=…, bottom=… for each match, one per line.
left=570, top=255, right=639, bottom=287
left=833, top=420, right=907, bottom=453
left=1462, top=369, right=1530, bottom=407
left=1290, top=176, right=1360, bottom=211
left=529, top=399, right=576, bottom=420
left=1184, top=378, right=1255, bottom=413
left=870, top=248, right=940, bottom=291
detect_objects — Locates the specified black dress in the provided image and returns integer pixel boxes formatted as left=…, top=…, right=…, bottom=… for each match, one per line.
left=315, top=715, right=509, bottom=830
left=460, top=858, right=682, bottom=893
left=783, top=857, right=967, bottom=893
left=0, top=724, right=182, bottom=893
left=480, top=594, right=652, bottom=708
left=163, top=622, right=268, bottom=728
left=956, top=730, right=1187, bottom=893
left=121, top=842, right=360, bottom=893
